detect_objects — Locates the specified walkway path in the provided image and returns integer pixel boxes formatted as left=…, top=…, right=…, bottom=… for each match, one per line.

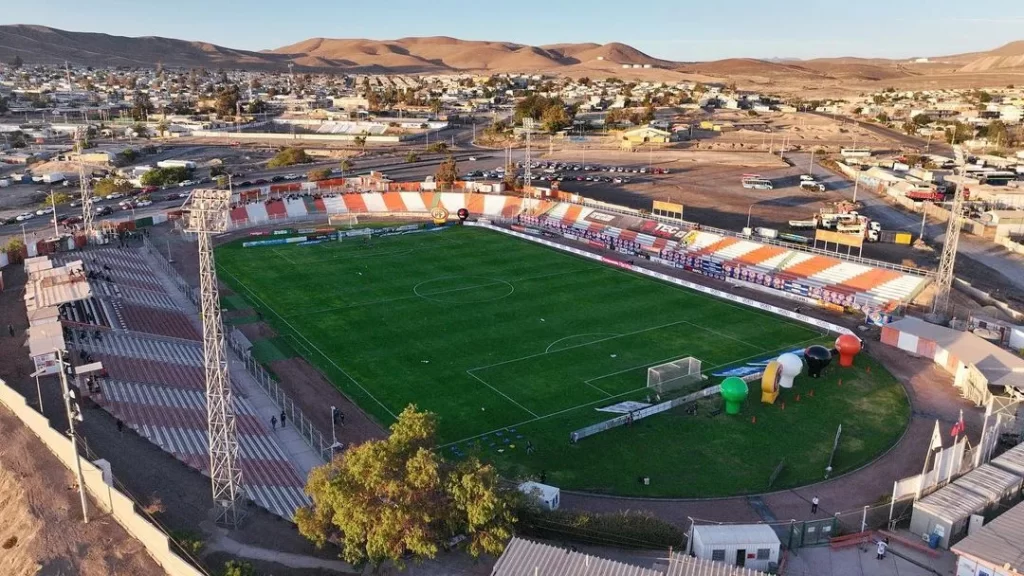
left=203, top=522, right=356, bottom=573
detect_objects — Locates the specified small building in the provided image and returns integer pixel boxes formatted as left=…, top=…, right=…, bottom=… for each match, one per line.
left=952, top=499, right=1024, bottom=576
left=951, top=463, right=1022, bottom=514
left=621, top=126, right=673, bottom=145
left=690, top=524, right=781, bottom=572
left=910, top=482, right=992, bottom=549
left=980, top=211, right=1024, bottom=240
left=990, top=442, right=1024, bottom=478
left=517, top=482, right=560, bottom=511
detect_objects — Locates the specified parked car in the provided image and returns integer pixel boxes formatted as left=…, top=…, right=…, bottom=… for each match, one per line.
left=135, top=199, right=153, bottom=208
left=107, top=192, right=125, bottom=200
left=96, top=206, right=113, bottom=216
left=271, top=175, right=285, bottom=182
left=254, top=179, right=269, bottom=185
left=178, top=180, right=195, bottom=187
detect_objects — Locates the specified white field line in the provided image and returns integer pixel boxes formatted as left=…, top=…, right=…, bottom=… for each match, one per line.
left=545, top=333, right=621, bottom=354
left=438, top=335, right=825, bottom=450
left=220, top=266, right=399, bottom=421
left=466, top=371, right=539, bottom=419
left=270, top=247, right=297, bottom=265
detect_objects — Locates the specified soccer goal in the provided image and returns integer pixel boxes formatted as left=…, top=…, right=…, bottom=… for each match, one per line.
left=647, top=357, right=703, bottom=395
left=329, top=213, right=359, bottom=228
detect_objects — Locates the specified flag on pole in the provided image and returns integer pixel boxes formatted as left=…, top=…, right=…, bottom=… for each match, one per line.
left=951, top=409, right=965, bottom=438
left=929, top=420, right=943, bottom=451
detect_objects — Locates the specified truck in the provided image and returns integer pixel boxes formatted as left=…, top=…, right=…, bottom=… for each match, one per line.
left=904, top=188, right=945, bottom=202
left=156, top=160, right=197, bottom=170
left=754, top=227, right=778, bottom=239
left=800, top=180, right=826, bottom=192
left=788, top=219, right=818, bottom=229
left=42, top=172, right=65, bottom=184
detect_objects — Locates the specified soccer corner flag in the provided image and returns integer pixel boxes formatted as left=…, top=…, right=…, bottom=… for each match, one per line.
left=930, top=420, right=943, bottom=451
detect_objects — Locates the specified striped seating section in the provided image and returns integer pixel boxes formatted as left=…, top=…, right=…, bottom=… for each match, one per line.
left=518, top=203, right=931, bottom=311
left=64, top=248, right=310, bottom=520
left=58, top=296, right=112, bottom=329
left=228, top=192, right=551, bottom=226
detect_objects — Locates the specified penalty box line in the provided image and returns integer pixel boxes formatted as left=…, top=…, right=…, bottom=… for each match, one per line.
left=219, top=265, right=400, bottom=422
left=439, top=335, right=825, bottom=451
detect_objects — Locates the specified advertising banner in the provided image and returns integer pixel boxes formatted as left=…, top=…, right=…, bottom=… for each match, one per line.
left=815, top=229, right=864, bottom=249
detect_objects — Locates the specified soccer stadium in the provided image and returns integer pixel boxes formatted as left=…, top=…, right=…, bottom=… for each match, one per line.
left=212, top=189, right=913, bottom=498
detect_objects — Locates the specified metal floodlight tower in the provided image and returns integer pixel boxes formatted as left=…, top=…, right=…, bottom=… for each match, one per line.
left=76, top=130, right=95, bottom=238
left=184, top=189, right=245, bottom=526
left=933, top=166, right=967, bottom=316
left=523, top=118, right=535, bottom=188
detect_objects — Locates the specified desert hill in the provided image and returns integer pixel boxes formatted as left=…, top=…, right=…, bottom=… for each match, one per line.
left=958, top=41, right=1024, bottom=72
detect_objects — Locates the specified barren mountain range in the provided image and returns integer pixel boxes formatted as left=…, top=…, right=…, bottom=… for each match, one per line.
left=1, top=24, right=1023, bottom=87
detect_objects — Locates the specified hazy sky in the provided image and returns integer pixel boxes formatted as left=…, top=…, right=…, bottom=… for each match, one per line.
left=4, top=0, right=1023, bottom=61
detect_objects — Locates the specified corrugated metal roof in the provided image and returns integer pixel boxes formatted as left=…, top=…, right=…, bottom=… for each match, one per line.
left=885, top=317, right=1024, bottom=390
left=692, top=524, right=780, bottom=547
left=663, top=554, right=769, bottom=576
left=23, top=259, right=91, bottom=311
left=952, top=463, right=1022, bottom=503
left=914, top=482, right=990, bottom=523
left=27, top=322, right=66, bottom=356
left=491, top=538, right=661, bottom=576
left=991, top=443, right=1024, bottom=478
left=952, top=500, right=1024, bottom=571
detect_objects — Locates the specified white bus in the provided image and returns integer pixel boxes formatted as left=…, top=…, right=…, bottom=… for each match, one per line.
left=741, top=176, right=773, bottom=190
left=840, top=148, right=872, bottom=159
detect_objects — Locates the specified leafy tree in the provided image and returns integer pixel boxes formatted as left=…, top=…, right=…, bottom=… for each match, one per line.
left=40, top=191, right=72, bottom=208
left=155, top=121, right=169, bottom=137
left=975, top=90, right=992, bottom=103
left=216, top=86, right=241, bottom=117
left=642, top=104, right=656, bottom=124
left=140, top=166, right=191, bottom=187
left=429, top=99, right=442, bottom=115
left=426, top=142, right=448, bottom=154
left=9, top=54, right=23, bottom=69
left=210, top=165, right=226, bottom=177
left=986, top=120, right=1010, bottom=146
left=945, top=121, right=973, bottom=144
left=295, top=406, right=514, bottom=569
left=353, top=135, right=367, bottom=150
left=435, top=156, right=459, bottom=191
left=912, top=114, right=933, bottom=126
left=541, top=105, right=570, bottom=133
left=130, top=92, right=153, bottom=121
left=503, top=163, right=519, bottom=191
left=339, top=158, right=353, bottom=175
left=405, top=151, right=420, bottom=163
left=267, top=147, right=311, bottom=168
left=118, top=149, right=139, bottom=164
left=94, top=177, right=134, bottom=197
left=874, top=113, right=889, bottom=123
left=169, top=530, right=205, bottom=557
left=130, top=123, right=149, bottom=138
left=307, top=168, right=332, bottom=181
left=220, top=560, right=254, bottom=576
left=872, top=94, right=885, bottom=105
left=901, top=121, right=917, bottom=135
left=246, top=99, right=269, bottom=114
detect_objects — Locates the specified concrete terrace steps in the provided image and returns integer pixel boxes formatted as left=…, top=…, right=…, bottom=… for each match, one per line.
left=112, top=302, right=202, bottom=341
left=79, top=331, right=204, bottom=366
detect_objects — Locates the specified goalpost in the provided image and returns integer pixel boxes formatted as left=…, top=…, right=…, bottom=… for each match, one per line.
left=647, top=357, right=703, bottom=395
left=328, top=213, right=359, bottom=228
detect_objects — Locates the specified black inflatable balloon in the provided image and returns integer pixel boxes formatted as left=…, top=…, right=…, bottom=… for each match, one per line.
left=803, top=345, right=833, bottom=378
left=457, top=208, right=469, bottom=222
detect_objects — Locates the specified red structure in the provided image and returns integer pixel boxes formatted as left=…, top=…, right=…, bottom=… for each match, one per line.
left=835, top=334, right=862, bottom=367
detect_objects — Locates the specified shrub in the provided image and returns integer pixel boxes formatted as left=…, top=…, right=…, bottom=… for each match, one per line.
left=220, top=560, right=254, bottom=576
left=516, top=504, right=684, bottom=549
left=169, top=530, right=205, bottom=557
left=267, top=147, right=311, bottom=168
left=307, top=168, right=332, bottom=181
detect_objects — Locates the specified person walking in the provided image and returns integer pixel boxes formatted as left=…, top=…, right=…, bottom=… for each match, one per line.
left=270, top=416, right=277, bottom=429
left=8, top=324, right=14, bottom=337
left=116, top=419, right=124, bottom=435
left=811, top=496, right=819, bottom=514
left=876, top=539, right=887, bottom=560
left=280, top=410, right=286, bottom=428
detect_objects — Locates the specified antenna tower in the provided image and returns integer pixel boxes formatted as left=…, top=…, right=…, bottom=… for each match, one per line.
left=76, top=130, right=94, bottom=238
left=523, top=118, right=535, bottom=188
left=932, top=165, right=967, bottom=316
left=184, top=189, right=245, bottom=526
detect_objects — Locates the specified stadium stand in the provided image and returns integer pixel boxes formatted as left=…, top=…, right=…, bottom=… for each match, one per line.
left=218, top=190, right=930, bottom=313
left=53, top=247, right=311, bottom=520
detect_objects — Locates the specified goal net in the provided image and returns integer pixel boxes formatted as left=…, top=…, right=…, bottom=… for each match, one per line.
left=647, top=357, right=702, bottom=395
left=328, top=213, right=359, bottom=228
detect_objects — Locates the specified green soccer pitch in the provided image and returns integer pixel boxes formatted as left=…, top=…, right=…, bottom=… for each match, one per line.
left=216, top=225, right=910, bottom=497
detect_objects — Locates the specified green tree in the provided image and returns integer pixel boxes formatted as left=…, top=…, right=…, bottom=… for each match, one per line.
left=405, top=151, right=420, bottom=163
left=975, top=90, right=992, bottom=103
left=641, top=104, right=656, bottom=124
left=541, top=105, right=570, bottom=133
left=130, top=92, right=153, bottom=121
left=307, top=168, right=332, bottom=181
left=339, top=158, right=353, bottom=175
left=912, top=114, right=933, bottom=126
left=429, top=98, right=442, bottom=115
left=872, top=94, right=885, bottom=105
left=295, top=406, right=513, bottom=569
left=426, top=142, right=448, bottom=154
left=945, top=121, right=973, bottom=144
left=4, top=237, right=26, bottom=256
left=94, top=177, right=134, bottom=197
left=503, top=162, right=519, bottom=191
left=155, top=120, right=169, bottom=137
left=9, top=54, right=23, bottom=69
left=267, top=147, right=311, bottom=168
left=40, top=191, right=72, bottom=208
left=216, top=86, right=241, bottom=117
left=353, top=135, right=367, bottom=150
left=901, top=121, right=917, bottom=135
left=140, top=167, right=191, bottom=187
left=220, top=560, right=254, bottom=576
left=986, top=120, right=1010, bottom=146
left=435, top=156, right=459, bottom=191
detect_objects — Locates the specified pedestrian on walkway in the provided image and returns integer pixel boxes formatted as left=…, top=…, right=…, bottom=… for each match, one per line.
left=876, top=539, right=887, bottom=560
left=116, top=419, right=124, bottom=435
left=271, top=416, right=277, bottom=429
left=811, top=496, right=819, bottom=514
left=8, top=324, right=14, bottom=337
left=526, top=441, right=535, bottom=455
left=280, top=410, right=286, bottom=428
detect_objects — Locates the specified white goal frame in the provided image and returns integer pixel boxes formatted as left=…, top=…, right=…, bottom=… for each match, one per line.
left=647, top=357, right=702, bottom=395
left=328, top=213, right=359, bottom=228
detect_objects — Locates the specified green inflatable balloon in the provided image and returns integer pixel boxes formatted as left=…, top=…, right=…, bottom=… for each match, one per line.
left=720, top=377, right=749, bottom=415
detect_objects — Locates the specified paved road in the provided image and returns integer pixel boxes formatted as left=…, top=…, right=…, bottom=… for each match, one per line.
left=806, top=111, right=954, bottom=157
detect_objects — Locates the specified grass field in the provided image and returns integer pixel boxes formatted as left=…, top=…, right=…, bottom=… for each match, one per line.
left=217, top=226, right=910, bottom=497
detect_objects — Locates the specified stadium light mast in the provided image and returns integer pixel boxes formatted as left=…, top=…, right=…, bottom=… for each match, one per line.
left=184, top=189, right=245, bottom=527
left=76, top=129, right=95, bottom=239
left=932, top=164, right=967, bottom=317
left=523, top=118, right=535, bottom=189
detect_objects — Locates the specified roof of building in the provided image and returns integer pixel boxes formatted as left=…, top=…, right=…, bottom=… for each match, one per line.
left=952, top=463, right=1022, bottom=503
left=663, top=554, right=770, bottom=576
left=27, top=321, right=66, bottom=357
left=885, top=316, right=1024, bottom=391
left=914, top=482, right=991, bottom=523
left=23, top=259, right=91, bottom=312
left=952, top=500, right=1024, bottom=572
left=491, top=537, right=660, bottom=576
left=692, top=524, right=780, bottom=547
left=990, top=443, right=1024, bottom=478
left=622, top=126, right=672, bottom=137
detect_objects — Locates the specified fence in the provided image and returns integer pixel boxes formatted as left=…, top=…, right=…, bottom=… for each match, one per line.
left=0, top=378, right=206, bottom=576
left=142, top=235, right=332, bottom=464
left=571, top=385, right=722, bottom=442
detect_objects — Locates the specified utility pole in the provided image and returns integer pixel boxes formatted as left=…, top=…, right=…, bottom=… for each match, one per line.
left=57, top=349, right=89, bottom=523
left=51, top=191, right=59, bottom=237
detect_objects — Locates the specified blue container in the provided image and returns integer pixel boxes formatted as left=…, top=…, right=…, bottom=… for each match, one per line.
left=928, top=532, right=941, bottom=549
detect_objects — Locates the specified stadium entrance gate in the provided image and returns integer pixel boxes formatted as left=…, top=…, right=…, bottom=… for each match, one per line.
left=787, top=517, right=837, bottom=548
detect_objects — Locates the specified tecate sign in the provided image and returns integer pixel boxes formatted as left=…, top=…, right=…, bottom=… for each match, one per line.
left=642, top=221, right=689, bottom=240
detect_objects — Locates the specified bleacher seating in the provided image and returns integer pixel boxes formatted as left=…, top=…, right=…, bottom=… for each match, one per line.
left=60, top=247, right=311, bottom=520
